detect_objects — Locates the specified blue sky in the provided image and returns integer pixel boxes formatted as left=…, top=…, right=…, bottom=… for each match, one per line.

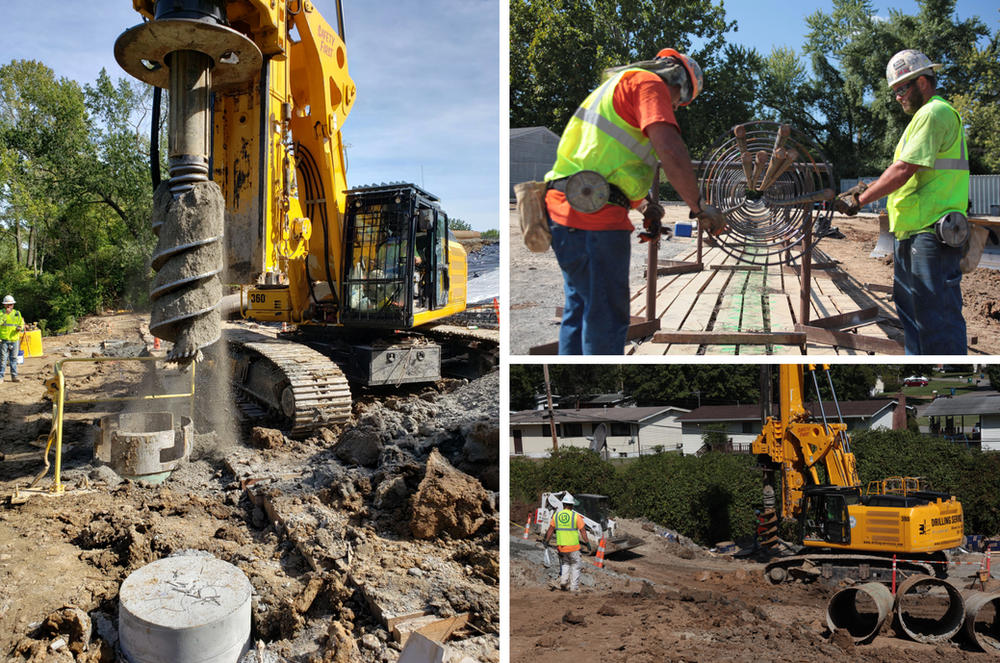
left=2, top=1, right=501, bottom=232
left=714, top=0, right=997, bottom=61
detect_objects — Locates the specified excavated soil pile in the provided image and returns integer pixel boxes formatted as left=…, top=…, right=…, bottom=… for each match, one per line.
left=509, top=515, right=1000, bottom=663
left=0, top=314, right=499, bottom=662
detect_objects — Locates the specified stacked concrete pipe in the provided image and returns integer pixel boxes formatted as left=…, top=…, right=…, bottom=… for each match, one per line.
left=826, top=582, right=895, bottom=644
left=894, top=575, right=966, bottom=644
left=961, top=589, right=1000, bottom=653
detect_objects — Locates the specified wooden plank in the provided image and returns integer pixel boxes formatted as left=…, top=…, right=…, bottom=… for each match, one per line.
left=782, top=265, right=848, bottom=280
left=795, top=324, right=905, bottom=354
left=768, top=294, right=802, bottom=355
left=810, top=307, right=880, bottom=330
left=704, top=270, right=749, bottom=355
left=653, top=331, right=807, bottom=345
left=740, top=269, right=768, bottom=356
left=393, top=613, right=470, bottom=646
left=865, top=282, right=894, bottom=294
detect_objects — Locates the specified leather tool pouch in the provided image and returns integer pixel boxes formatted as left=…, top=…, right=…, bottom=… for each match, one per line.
left=514, top=181, right=551, bottom=253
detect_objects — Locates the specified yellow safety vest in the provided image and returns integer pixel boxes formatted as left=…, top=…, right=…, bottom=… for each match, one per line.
left=0, top=310, right=23, bottom=342
left=545, top=69, right=659, bottom=202
left=554, top=508, right=581, bottom=548
left=887, top=96, right=970, bottom=239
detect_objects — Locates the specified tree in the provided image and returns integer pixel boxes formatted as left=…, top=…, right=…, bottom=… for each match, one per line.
left=800, top=0, right=992, bottom=178
left=449, top=218, right=472, bottom=231
left=983, top=365, right=1000, bottom=390
left=510, top=0, right=732, bottom=134
left=0, top=61, right=158, bottom=330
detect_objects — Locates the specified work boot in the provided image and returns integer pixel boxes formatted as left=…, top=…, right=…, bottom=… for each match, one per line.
left=10, top=376, right=19, bottom=383
left=569, top=587, right=580, bottom=592
left=0, top=376, right=4, bottom=383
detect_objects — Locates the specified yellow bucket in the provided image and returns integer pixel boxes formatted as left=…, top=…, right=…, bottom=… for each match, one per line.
left=21, top=329, right=43, bottom=357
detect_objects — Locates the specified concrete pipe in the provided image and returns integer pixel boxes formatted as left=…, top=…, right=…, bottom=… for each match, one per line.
left=895, top=574, right=966, bottom=644
left=961, top=589, right=1000, bottom=653
left=826, top=582, right=894, bottom=644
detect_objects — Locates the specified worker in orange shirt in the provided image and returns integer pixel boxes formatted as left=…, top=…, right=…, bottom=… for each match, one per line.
left=543, top=493, right=591, bottom=591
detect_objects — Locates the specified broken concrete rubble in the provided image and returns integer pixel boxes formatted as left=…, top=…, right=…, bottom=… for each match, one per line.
left=410, top=449, right=491, bottom=540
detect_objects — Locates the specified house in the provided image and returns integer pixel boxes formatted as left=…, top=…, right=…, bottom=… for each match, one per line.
left=509, top=406, right=690, bottom=458
left=922, top=394, right=1000, bottom=450
left=675, top=399, right=907, bottom=456
left=510, top=127, right=560, bottom=199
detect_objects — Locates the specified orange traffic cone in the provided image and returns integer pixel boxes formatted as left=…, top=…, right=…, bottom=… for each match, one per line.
left=593, top=535, right=607, bottom=568
left=522, top=514, right=532, bottom=539
left=493, top=297, right=500, bottom=325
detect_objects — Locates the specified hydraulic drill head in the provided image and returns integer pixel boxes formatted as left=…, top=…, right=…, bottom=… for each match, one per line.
left=114, top=1, right=261, bottom=362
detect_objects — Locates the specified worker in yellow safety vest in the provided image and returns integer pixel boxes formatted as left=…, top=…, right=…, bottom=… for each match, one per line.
left=542, top=48, right=729, bottom=355
left=835, top=50, right=969, bottom=355
left=543, top=493, right=591, bottom=592
left=0, top=295, right=25, bottom=383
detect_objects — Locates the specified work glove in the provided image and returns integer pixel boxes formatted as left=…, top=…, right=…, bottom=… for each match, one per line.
left=638, top=197, right=665, bottom=243
left=834, top=181, right=868, bottom=217
left=690, top=198, right=727, bottom=236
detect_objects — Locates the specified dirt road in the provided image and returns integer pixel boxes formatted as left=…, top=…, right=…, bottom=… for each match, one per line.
left=509, top=516, right=1000, bottom=663
left=509, top=205, right=1000, bottom=355
left=0, top=314, right=499, bottom=662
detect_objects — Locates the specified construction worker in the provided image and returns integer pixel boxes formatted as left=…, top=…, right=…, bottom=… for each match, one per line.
left=0, top=295, right=25, bottom=383
left=544, top=49, right=728, bottom=355
left=543, top=493, right=591, bottom=592
left=836, top=50, right=969, bottom=355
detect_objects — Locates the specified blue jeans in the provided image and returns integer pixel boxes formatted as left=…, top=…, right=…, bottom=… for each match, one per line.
left=893, top=232, right=966, bottom=355
left=0, top=340, right=17, bottom=378
left=548, top=219, right=631, bottom=355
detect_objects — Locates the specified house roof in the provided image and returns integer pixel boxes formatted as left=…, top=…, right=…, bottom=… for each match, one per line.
left=922, top=394, right=1000, bottom=417
left=510, top=126, right=559, bottom=140
left=510, top=406, right=689, bottom=425
left=676, top=400, right=896, bottom=423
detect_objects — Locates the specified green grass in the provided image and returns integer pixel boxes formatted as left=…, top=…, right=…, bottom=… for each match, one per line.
left=883, top=379, right=980, bottom=399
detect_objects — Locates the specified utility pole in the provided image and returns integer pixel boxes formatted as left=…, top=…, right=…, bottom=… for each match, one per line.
left=543, top=364, right=559, bottom=454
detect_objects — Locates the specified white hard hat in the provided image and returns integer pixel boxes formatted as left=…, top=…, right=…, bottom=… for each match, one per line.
left=561, top=493, right=575, bottom=504
left=2, top=295, right=13, bottom=305
left=886, top=49, right=942, bottom=88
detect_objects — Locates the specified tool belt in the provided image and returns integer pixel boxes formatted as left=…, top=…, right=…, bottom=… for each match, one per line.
left=548, top=172, right=630, bottom=212
left=933, top=211, right=969, bottom=248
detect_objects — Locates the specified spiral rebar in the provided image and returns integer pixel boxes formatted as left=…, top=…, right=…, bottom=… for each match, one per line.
left=696, top=121, right=835, bottom=266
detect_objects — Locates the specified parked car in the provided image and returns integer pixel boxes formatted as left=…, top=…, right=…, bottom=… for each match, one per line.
left=973, top=423, right=982, bottom=441
left=904, top=376, right=929, bottom=387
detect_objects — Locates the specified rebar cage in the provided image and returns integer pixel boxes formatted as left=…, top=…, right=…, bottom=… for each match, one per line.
left=341, top=183, right=442, bottom=327
left=696, top=121, right=835, bottom=266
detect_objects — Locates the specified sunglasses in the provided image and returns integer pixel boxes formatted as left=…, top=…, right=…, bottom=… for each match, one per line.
left=894, top=80, right=916, bottom=98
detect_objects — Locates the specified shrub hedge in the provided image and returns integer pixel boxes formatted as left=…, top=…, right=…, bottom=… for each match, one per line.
left=511, top=430, right=1000, bottom=546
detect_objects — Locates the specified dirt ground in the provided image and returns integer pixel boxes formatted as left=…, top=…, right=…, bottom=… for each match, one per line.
left=508, top=510, right=1000, bottom=663
left=0, top=313, right=499, bottom=662
left=509, top=204, right=1000, bottom=355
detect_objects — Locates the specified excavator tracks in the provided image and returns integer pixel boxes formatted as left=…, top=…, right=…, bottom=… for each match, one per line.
left=226, top=328, right=353, bottom=438
left=764, top=552, right=940, bottom=585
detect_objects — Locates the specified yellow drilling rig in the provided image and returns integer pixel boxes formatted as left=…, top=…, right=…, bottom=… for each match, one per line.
left=114, top=0, right=496, bottom=437
left=753, top=365, right=964, bottom=584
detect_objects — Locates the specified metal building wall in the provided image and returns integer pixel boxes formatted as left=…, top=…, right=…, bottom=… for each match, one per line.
left=843, top=174, right=1000, bottom=216
left=510, top=128, right=560, bottom=199
left=971, top=175, right=1000, bottom=216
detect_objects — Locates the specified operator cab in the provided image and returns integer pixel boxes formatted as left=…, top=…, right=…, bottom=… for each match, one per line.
left=342, top=183, right=451, bottom=326
left=573, top=494, right=611, bottom=530
left=801, top=486, right=861, bottom=545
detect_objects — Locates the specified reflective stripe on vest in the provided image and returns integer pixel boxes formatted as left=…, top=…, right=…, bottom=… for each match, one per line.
left=554, top=509, right=580, bottom=547
left=571, top=78, right=657, bottom=167
left=545, top=69, right=659, bottom=202
left=887, top=96, right=970, bottom=239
